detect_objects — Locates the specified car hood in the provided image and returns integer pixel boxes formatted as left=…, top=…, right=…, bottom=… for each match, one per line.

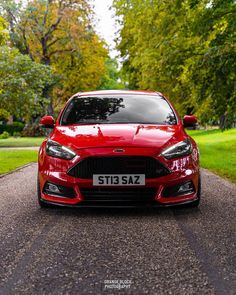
left=51, top=124, right=185, bottom=151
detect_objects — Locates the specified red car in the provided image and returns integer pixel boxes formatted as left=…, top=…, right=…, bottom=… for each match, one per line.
left=38, top=90, right=200, bottom=208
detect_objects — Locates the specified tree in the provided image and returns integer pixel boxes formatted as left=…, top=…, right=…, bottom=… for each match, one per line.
left=113, top=0, right=236, bottom=127
left=98, top=58, right=125, bottom=90
left=0, top=0, right=109, bottom=113
left=178, top=0, right=236, bottom=127
left=0, top=46, right=56, bottom=121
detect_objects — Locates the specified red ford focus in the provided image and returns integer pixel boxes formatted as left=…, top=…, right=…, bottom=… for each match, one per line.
left=38, top=90, right=200, bottom=208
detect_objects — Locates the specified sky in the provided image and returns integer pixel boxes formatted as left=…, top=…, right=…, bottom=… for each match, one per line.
left=92, top=0, right=118, bottom=58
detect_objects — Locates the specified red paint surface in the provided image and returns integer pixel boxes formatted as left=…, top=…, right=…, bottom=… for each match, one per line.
left=38, top=90, right=200, bottom=206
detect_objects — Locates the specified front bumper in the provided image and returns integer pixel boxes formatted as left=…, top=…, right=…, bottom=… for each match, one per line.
left=38, top=145, right=200, bottom=208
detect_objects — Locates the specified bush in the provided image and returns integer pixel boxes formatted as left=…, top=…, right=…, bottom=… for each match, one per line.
left=13, top=131, right=21, bottom=138
left=0, top=122, right=25, bottom=135
left=0, top=131, right=10, bottom=139
left=22, top=124, right=45, bottom=137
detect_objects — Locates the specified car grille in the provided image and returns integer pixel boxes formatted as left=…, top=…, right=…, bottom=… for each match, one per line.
left=80, top=187, right=157, bottom=204
left=67, top=156, right=170, bottom=179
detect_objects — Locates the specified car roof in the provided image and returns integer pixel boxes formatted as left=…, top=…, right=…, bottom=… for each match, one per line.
left=72, top=90, right=163, bottom=97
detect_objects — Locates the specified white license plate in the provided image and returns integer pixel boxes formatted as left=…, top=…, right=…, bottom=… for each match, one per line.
left=93, top=174, right=145, bottom=186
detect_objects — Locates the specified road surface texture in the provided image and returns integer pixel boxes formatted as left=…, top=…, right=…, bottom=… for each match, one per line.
left=0, top=163, right=235, bottom=295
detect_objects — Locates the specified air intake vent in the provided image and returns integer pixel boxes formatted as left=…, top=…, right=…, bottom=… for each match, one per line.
left=80, top=187, right=157, bottom=203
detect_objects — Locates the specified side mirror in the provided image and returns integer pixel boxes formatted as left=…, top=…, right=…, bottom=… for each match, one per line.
left=40, top=115, right=55, bottom=128
left=183, top=115, right=197, bottom=128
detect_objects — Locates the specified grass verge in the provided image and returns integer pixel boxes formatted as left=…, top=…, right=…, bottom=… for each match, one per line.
left=0, top=150, right=38, bottom=175
left=188, top=128, right=236, bottom=183
left=0, top=137, right=45, bottom=147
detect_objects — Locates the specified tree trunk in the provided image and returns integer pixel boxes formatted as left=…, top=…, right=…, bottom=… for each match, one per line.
left=219, top=114, right=226, bottom=130
left=41, top=38, right=53, bottom=115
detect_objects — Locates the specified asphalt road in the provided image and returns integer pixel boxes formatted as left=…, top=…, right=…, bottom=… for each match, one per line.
left=0, top=164, right=235, bottom=295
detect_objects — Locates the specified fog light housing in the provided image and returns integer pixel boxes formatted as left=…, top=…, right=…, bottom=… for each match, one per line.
left=43, top=182, right=75, bottom=198
left=162, top=181, right=195, bottom=198
left=47, top=183, right=60, bottom=194
left=178, top=182, right=194, bottom=194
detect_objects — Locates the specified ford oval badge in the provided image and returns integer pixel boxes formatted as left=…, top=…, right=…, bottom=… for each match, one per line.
left=113, top=149, right=125, bottom=153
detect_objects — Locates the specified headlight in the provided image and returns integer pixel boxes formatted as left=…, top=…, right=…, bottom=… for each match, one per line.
left=161, top=139, right=192, bottom=159
left=46, top=140, right=76, bottom=160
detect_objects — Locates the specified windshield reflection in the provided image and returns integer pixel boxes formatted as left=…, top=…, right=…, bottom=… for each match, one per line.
left=61, top=95, right=177, bottom=126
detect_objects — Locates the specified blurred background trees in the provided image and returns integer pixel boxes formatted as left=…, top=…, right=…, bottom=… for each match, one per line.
left=0, top=0, right=235, bottom=132
left=113, top=0, right=236, bottom=128
left=0, top=0, right=121, bottom=130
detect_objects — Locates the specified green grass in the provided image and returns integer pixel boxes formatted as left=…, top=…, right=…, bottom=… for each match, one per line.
left=188, top=128, right=236, bottom=183
left=0, top=137, right=45, bottom=147
left=0, top=150, right=38, bottom=175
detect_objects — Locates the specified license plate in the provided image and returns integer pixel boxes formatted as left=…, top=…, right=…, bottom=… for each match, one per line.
left=93, top=174, right=145, bottom=186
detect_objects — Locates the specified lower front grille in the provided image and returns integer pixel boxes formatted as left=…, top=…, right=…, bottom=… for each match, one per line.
left=80, top=187, right=157, bottom=203
left=68, top=156, right=170, bottom=179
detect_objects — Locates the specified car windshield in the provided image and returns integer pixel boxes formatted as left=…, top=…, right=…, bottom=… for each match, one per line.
left=60, top=95, right=177, bottom=125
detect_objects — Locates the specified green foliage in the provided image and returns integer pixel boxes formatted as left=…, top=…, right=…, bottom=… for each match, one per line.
left=0, top=46, right=56, bottom=120
left=113, top=0, right=236, bottom=127
left=0, top=131, right=9, bottom=139
left=0, top=16, right=8, bottom=45
left=98, top=58, right=125, bottom=90
left=0, top=122, right=24, bottom=135
left=13, top=131, right=21, bottom=137
left=0, top=0, right=110, bottom=112
left=0, top=108, right=10, bottom=121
